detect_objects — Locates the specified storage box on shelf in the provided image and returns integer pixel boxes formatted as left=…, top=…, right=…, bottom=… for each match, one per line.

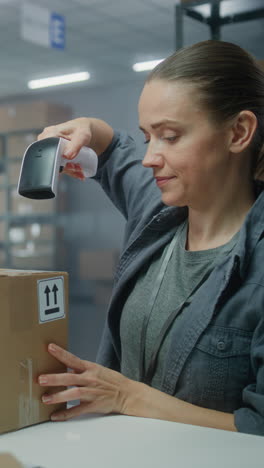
left=0, top=100, right=72, bottom=133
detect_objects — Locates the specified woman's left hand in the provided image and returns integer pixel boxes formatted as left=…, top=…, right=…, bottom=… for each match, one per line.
left=38, top=343, right=135, bottom=421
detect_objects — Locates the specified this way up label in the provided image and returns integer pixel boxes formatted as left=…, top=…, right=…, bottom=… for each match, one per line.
left=38, top=276, right=65, bottom=323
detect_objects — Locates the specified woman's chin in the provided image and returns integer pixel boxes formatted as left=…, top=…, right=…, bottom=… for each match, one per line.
left=161, top=194, right=185, bottom=207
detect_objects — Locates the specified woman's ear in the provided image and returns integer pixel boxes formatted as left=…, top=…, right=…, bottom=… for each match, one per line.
left=229, top=110, right=258, bottom=153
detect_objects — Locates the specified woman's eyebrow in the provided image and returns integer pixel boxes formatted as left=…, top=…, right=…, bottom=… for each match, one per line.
left=139, top=119, right=181, bottom=132
left=151, top=119, right=180, bottom=129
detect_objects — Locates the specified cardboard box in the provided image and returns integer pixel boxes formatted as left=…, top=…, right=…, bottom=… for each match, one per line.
left=0, top=101, right=72, bottom=133
left=0, top=269, right=68, bottom=434
left=0, top=453, right=23, bottom=468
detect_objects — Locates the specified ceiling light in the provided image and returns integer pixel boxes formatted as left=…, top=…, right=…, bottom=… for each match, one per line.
left=132, top=59, right=165, bottom=72
left=28, top=72, right=90, bottom=89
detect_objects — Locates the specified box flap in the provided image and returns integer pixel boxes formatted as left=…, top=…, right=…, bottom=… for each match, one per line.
left=0, top=269, right=67, bottom=277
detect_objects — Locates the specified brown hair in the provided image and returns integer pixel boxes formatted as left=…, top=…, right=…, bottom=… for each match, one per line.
left=147, top=40, right=264, bottom=180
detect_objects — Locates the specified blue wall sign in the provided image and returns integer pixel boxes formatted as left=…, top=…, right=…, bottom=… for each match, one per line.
left=50, top=12, right=65, bottom=50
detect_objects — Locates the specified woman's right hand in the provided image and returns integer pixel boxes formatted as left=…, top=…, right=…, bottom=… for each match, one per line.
left=38, top=117, right=114, bottom=180
left=38, top=117, right=114, bottom=158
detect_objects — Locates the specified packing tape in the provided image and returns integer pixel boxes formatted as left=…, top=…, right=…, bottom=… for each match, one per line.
left=19, top=358, right=39, bottom=428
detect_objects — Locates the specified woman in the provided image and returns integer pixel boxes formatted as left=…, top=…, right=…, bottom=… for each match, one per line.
left=38, top=40, right=264, bottom=436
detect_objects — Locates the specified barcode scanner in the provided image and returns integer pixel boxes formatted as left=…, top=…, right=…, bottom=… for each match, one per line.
left=17, top=137, right=98, bottom=199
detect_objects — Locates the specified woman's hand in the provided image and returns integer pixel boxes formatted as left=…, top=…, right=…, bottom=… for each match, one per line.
left=38, top=117, right=114, bottom=157
left=37, top=117, right=114, bottom=179
left=38, top=343, right=136, bottom=421
left=38, top=118, right=93, bottom=159
left=39, top=343, right=237, bottom=431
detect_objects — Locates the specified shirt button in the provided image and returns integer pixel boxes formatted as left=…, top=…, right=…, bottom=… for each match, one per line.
left=217, top=341, right=226, bottom=351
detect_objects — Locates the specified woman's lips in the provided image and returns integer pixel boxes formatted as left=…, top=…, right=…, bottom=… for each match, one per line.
left=155, top=177, right=175, bottom=187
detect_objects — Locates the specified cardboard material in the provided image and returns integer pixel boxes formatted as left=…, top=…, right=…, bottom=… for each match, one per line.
left=0, top=453, right=23, bottom=468
left=0, top=101, right=72, bottom=133
left=0, top=269, right=68, bottom=435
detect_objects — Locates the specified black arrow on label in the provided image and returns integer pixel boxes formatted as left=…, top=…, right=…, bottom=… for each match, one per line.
left=52, top=284, right=59, bottom=304
left=44, top=286, right=51, bottom=307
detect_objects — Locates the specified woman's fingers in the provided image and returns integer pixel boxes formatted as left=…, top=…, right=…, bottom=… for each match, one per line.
left=38, top=371, right=92, bottom=388
left=46, top=343, right=89, bottom=372
left=38, top=123, right=72, bottom=141
left=62, top=162, right=86, bottom=180
left=38, top=344, right=133, bottom=419
left=64, top=130, right=91, bottom=159
left=42, top=386, right=96, bottom=405
left=50, top=402, right=96, bottom=421
left=37, top=119, right=92, bottom=156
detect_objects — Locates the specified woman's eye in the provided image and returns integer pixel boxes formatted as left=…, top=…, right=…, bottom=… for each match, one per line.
left=163, top=136, right=177, bottom=142
left=144, top=139, right=150, bottom=144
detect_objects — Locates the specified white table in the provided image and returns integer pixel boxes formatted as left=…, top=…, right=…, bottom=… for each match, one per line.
left=0, top=414, right=263, bottom=468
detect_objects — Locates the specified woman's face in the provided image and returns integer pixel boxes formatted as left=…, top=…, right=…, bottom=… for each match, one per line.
left=138, top=79, right=233, bottom=209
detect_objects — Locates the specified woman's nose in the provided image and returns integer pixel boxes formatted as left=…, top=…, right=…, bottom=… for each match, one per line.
left=142, top=145, right=164, bottom=168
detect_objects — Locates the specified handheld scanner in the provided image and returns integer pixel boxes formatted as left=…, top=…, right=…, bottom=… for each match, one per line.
left=17, top=137, right=98, bottom=199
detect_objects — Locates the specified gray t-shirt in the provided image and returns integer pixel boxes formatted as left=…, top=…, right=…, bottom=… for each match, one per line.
left=120, top=220, right=239, bottom=390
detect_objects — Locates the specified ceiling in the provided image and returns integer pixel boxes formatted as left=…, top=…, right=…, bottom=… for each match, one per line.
left=0, top=0, right=263, bottom=99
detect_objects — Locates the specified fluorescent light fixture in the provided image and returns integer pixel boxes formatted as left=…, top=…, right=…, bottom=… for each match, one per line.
left=133, top=59, right=165, bottom=72
left=28, top=71, right=90, bottom=89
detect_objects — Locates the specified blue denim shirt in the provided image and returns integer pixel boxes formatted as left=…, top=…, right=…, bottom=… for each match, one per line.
left=95, top=131, right=264, bottom=436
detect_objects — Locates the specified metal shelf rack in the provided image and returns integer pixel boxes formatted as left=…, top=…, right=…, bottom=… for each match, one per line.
left=175, top=0, right=264, bottom=48
left=0, top=129, right=64, bottom=269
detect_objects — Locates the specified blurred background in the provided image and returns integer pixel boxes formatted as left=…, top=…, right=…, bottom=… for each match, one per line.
left=0, top=0, right=263, bottom=361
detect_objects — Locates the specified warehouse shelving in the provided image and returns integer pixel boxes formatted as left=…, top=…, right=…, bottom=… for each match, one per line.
left=0, top=129, right=66, bottom=270
left=175, top=0, right=264, bottom=48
